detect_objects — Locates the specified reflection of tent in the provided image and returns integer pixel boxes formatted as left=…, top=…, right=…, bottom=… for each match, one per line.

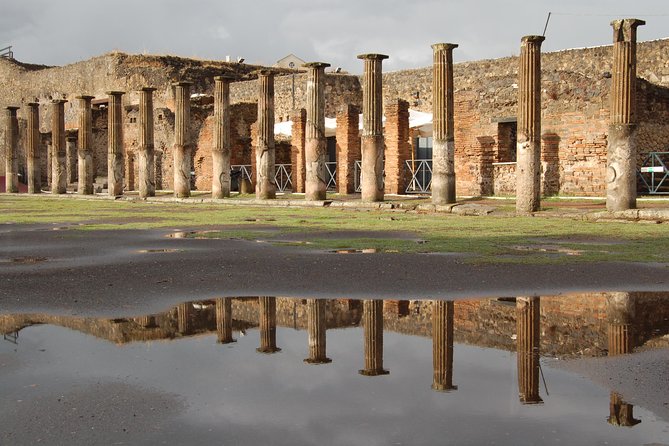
left=274, top=109, right=433, bottom=138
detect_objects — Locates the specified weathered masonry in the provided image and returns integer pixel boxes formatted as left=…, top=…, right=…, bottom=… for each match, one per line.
left=2, top=30, right=669, bottom=197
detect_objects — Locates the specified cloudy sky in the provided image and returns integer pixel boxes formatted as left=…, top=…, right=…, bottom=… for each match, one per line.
left=1, top=0, right=667, bottom=73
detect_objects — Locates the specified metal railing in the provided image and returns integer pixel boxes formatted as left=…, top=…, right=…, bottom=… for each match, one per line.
left=405, top=159, right=432, bottom=193
left=325, top=162, right=337, bottom=190
left=274, top=164, right=293, bottom=192
left=1, top=46, right=13, bottom=59
left=354, top=161, right=362, bottom=192
left=638, top=152, right=669, bottom=195
left=231, top=164, right=253, bottom=183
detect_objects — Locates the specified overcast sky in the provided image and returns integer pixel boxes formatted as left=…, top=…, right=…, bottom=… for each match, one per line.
left=1, top=0, right=667, bottom=73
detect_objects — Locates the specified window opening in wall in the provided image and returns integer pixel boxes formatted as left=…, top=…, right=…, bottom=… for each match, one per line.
left=497, top=121, right=517, bottom=162
left=129, top=117, right=137, bottom=123
left=415, top=136, right=433, bottom=160
left=326, top=136, right=337, bottom=163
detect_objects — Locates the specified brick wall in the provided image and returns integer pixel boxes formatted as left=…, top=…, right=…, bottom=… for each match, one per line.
left=335, top=104, right=360, bottom=194
left=383, top=99, right=410, bottom=194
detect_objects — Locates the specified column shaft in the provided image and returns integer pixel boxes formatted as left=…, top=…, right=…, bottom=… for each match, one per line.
left=431, top=43, right=458, bottom=204
left=66, top=136, right=77, bottom=184
left=606, top=292, right=635, bottom=356
left=257, top=296, right=280, bottom=353
left=516, top=36, right=545, bottom=214
left=26, top=103, right=41, bottom=193
left=517, top=296, right=542, bottom=404
left=305, top=298, right=331, bottom=364
left=256, top=71, right=276, bottom=199
left=4, top=107, right=19, bottom=193
left=359, top=299, right=389, bottom=376
left=76, top=96, right=94, bottom=195
left=173, top=82, right=192, bottom=198
left=107, top=91, right=125, bottom=196
left=304, top=62, right=330, bottom=200
left=216, top=297, right=235, bottom=344
left=432, top=300, right=456, bottom=391
left=137, top=87, right=156, bottom=198
left=213, top=77, right=232, bottom=198
left=607, top=19, right=645, bottom=212
left=51, top=100, right=67, bottom=194
left=177, top=302, right=192, bottom=335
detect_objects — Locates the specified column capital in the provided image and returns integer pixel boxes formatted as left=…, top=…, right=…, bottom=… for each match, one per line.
left=357, top=53, right=389, bottom=61
left=140, top=87, right=157, bottom=93
left=431, top=43, right=459, bottom=52
left=51, top=99, right=68, bottom=105
left=75, top=95, right=95, bottom=100
left=214, top=74, right=236, bottom=82
left=521, top=35, right=546, bottom=44
left=105, top=91, right=125, bottom=96
left=5, top=106, right=20, bottom=111
left=172, top=81, right=193, bottom=87
left=611, top=18, right=646, bottom=42
left=303, top=62, right=331, bottom=69
left=26, top=102, right=39, bottom=107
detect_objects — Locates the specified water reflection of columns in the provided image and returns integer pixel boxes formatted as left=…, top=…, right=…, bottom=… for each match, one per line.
left=432, top=300, right=456, bottom=391
left=517, top=296, right=542, bottom=404
left=359, top=299, right=389, bottom=376
left=304, top=299, right=331, bottom=364
left=257, top=296, right=280, bottom=353
left=216, top=297, right=236, bottom=344
left=608, top=392, right=641, bottom=427
left=177, top=302, right=192, bottom=335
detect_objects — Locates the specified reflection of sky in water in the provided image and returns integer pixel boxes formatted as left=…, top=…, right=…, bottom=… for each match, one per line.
left=2, top=324, right=668, bottom=445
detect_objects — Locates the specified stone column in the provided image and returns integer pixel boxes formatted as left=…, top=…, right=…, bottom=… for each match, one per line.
left=216, top=297, right=235, bottom=344
left=51, top=100, right=67, bottom=194
left=177, top=302, right=192, bottom=335
left=304, top=62, right=330, bottom=200
left=517, top=296, right=542, bottom=404
left=4, top=106, right=19, bottom=193
left=383, top=99, right=410, bottom=195
left=257, top=296, right=280, bottom=353
left=515, top=36, right=545, bottom=214
left=335, top=105, right=360, bottom=194
left=212, top=76, right=233, bottom=199
left=431, top=43, right=459, bottom=204
left=76, top=95, right=94, bottom=195
left=432, top=300, right=456, bottom=391
left=26, top=103, right=41, bottom=194
left=256, top=71, right=276, bottom=199
left=357, top=54, right=388, bottom=202
left=173, top=81, right=192, bottom=198
left=606, top=292, right=635, bottom=356
left=138, top=87, right=156, bottom=198
left=304, top=298, right=331, bottom=364
left=290, top=109, right=307, bottom=193
left=107, top=91, right=125, bottom=196
left=359, top=299, right=389, bottom=376
left=65, top=135, right=77, bottom=184
left=607, top=19, right=645, bottom=212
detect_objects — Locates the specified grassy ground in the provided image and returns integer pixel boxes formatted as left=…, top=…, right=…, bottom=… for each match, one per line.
left=2, top=195, right=669, bottom=265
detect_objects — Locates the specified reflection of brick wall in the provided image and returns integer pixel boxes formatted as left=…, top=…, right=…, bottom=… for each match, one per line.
left=384, top=99, right=410, bottom=195
left=335, top=105, right=360, bottom=194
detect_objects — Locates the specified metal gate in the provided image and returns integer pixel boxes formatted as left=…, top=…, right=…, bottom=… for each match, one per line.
left=638, top=152, right=669, bottom=194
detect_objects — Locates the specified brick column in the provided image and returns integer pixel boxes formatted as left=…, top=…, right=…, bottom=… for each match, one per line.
left=173, top=81, right=192, bottom=198
left=335, top=104, right=360, bottom=194
left=517, top=296, right=542, bottom=404
left=125, top=151, right=135, bottom=191
left=304, top=62, right=330, bottom=200
left=138, top=87, right=156, bottom=198
left=432, top=43, right=458, bottom=204
left=76, top=95, right=94, bottom=195
left=607, top=19, right=645, bottom=212
left=357, top=54, right=388, bottom=202
left=216, top=297, right=236, bottom=344
left=51, top=100, right=68, bottom=194
left=359, top=299, right=389, bottom=376
left=66, top=136, right=77, bottom=184
left=213, top=76, right=233, bottom=199
left=290, top=109, right=307, bottom=193
left=256, top=71, right=276, bottom=199
left=45, top=135, right=52, bottom=186
left=4, top=106, right=19, bottom=193
left=432, top=300, right=456, bottom=391
left=257, top=296, right=280, bottom=353
left=107, top=91, right=125, bottom=196
left=26, top=103, right=41, bottom=194
left=304, top=299, right=332, bottom=364
left=384, top=99, right=410, bottom=195
left=177, top=302, right=192, bottom=335
left=515, top=36, right=545, bottom=214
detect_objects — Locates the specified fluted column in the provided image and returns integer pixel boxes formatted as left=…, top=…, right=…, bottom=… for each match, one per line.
left=65, top=136, right=77, bottom=184
left=76, top=95, right=94, bottom=195
left=257, top=296, right=280, bottom=353
left=606, top=292, right=635, bottom=356
left=107, top=91, right=125, bottom=196
left=216, top=297, right=236, bottom=344
left=432, top=300, right=456, bottom=391
left=173, top=81, right=192, bottom=198
left=517, top=296, right=542, bottom=404
left=51, top=100, right=67, bottom=194
left=304, top=62, right=330, bottom=200
left=177, top=302, right=192, bottom=335
left=359, top=299, right=389, bottom=376
left=357, top=54, right=388, bottom=202
left=608, top=392, right=641, bottom=427
left=137, top=87, right=156, bottom=198
left=213, top=76, right=233, bottom=199
left=515, top=36, right=545, bottom=214
left=431, top=43, right=458, bottom=204
left=26, top=103, right=41, bottom=194
left=304, top=298, right=331, bottom=364
left=256, top=71, right=276, bottom=199
left=4, top=106, right=19, bottom=193
left=607, top=19, right=645, bottom=212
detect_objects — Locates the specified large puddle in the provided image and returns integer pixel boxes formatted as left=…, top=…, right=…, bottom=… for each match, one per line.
left=2, top=293, right=668, bottom=445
